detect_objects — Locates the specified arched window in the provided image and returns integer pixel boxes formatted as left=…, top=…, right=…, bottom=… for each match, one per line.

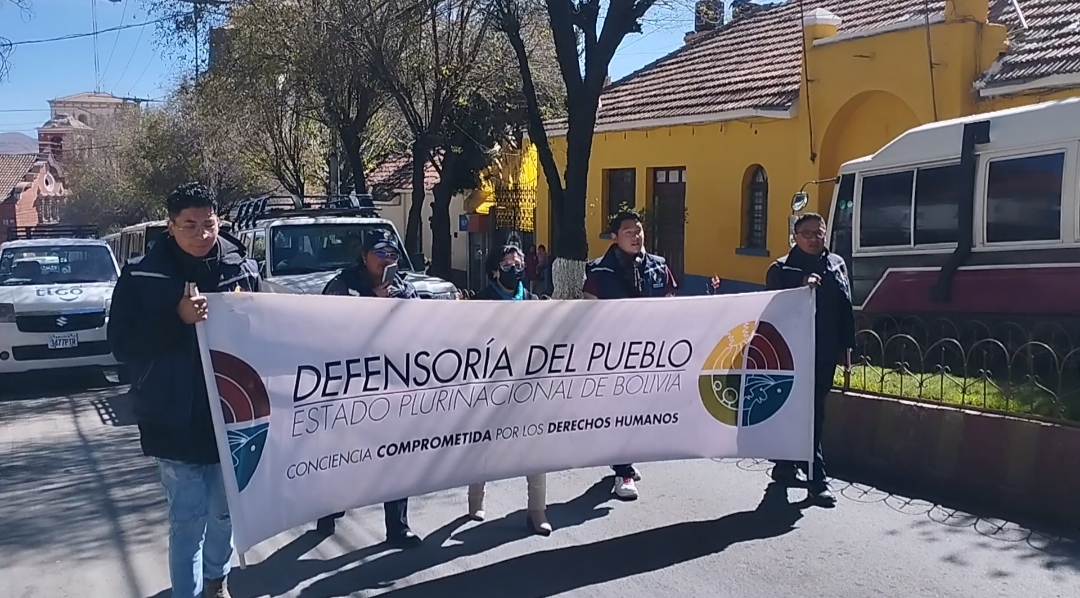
left=743, top=165, right=769, bottom=250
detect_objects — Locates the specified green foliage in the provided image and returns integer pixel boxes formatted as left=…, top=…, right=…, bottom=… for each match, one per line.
left=63, top=81, right=268, bottom=232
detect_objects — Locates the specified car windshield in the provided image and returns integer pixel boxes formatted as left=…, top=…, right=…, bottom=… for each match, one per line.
left=269, top=223, right=414, bottom=277
left=0, top=245, right=119, bottom=286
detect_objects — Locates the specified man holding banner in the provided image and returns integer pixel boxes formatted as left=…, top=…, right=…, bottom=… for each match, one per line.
left=765, top=212, right=855, bottom=506
left=108, top=183, right=261, bottom=598
left=582, top=211, right=677, bottom=500
left=313, top=229, right=424, bottom=549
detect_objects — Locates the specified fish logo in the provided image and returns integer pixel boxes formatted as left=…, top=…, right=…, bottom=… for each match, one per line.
left=211, top=350, right=271, bottom=492
left=697, top=321, right=796, bottom=427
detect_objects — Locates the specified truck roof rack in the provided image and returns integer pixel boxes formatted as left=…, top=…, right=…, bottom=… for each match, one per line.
left=6, top=225, right=100, bottom=241
left=232, top=193, right=381, bottom=230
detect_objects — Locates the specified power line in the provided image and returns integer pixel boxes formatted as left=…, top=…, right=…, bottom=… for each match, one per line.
left=113, top=17, right=149, bottom=92
left=101, top=0, right=131, bottom=90
left=92, top=0, right=101, bottom=92
left=8, top=17, right=168, bottom=47
left=0, top=109, right=51, bottom=113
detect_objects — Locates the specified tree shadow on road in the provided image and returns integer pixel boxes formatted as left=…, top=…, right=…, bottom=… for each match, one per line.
left=298, top=482, right=803, bottom=598
left=228, top=479, right=616, bottom=598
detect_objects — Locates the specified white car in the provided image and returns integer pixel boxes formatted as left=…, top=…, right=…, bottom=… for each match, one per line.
left=0, top=237, right=121, bottom=377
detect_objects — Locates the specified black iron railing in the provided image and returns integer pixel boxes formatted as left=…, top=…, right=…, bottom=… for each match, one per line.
left=835, top=315, right=1080, bottom=424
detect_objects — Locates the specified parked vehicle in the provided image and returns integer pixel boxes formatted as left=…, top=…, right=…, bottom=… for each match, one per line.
left=104, top=219, right=233, bottom=267
left=801, top=98, right=1080, bottom=336
left=0, top=226, right=121, bottom=379
left=231, top=194, right=461, bottom=299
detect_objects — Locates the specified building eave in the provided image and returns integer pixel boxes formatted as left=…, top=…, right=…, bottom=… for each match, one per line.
left=540, top=106, right=797, bottom=139
left=813, top=13, right=945, bottom=47
left=976, top=72, right=1080, bottom=98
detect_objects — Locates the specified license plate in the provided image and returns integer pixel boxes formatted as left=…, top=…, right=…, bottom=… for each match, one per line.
left=48, top=333, right=79, bottom=350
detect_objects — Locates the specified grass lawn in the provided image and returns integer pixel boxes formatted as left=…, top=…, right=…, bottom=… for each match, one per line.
left=833, top=365, right=1079, bottom=422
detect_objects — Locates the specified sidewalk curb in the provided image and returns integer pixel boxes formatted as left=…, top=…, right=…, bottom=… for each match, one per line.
left=824, top=390, right=1080, bottom=530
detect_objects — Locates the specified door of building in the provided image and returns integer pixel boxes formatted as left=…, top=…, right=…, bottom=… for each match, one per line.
left=649, top=167, right=687, bottom=286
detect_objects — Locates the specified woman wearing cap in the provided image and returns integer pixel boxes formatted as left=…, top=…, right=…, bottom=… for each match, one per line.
left=313, top=229, right=423, bottom=548
left=466, top=244, right=552, bottom=536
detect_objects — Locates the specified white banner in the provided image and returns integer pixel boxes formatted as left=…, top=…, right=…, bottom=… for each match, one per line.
left=196, top=288, right=816, bottom=554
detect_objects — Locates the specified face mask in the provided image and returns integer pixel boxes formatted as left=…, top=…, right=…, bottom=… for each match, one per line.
left=497, top=267, right=521, bottom=289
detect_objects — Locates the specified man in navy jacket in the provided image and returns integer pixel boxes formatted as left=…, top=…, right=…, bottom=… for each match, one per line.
left=582, top=212, right=677, bottom=501
left=108, top=182, right=260, bottom=598
left=765, top=212, right=855, bottom=507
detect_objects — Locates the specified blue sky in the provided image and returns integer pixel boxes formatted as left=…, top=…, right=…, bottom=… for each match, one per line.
left=0, top=0, right=713, bottom=136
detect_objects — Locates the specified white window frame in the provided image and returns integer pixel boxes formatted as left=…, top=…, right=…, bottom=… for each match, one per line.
left=973, top=142, right=1079, bottom=251
left=852, top=159, right=962, bottom=257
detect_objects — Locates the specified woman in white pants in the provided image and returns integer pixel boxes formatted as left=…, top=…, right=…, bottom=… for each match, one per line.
left=465, top=244, right=552, bottom=536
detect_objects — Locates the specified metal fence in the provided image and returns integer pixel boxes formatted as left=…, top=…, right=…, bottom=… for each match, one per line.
left=836, top=315, right=1080, bottom=424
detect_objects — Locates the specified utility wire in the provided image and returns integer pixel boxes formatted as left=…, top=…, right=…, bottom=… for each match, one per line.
left=101, top=0, right=131, bottom=89
left=92, top=0, right=101, bottom=92
left=7, top=17, right=169, bottom=47
left=113, top=16, right=149, bottom=92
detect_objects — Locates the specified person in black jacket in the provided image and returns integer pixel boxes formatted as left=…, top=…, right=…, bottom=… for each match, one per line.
left=765, top=212, right=856, bottom=507
left=313, top=229, right=423, bottom=549
left=465, top=245, right=552, bottom=535
left=107, top=182, right=260, bottom=598
left=582, top=212, right=677, bottom=501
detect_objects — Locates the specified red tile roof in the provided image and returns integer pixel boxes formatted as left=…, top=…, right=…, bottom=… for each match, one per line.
left=568, top=0, right=1079, bottom=131
left=978, top=0, right=1080, bottom=88
left=0, top=154, right=37, bottom=201
left=368, top=154, right=440, bottom=194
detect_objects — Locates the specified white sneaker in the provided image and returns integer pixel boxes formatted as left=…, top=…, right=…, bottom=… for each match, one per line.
left=612, top=476, right=639, bottom=500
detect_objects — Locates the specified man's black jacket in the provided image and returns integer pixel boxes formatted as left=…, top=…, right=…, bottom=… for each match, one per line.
left=108, top=233, right=261, bottom=464
left=765, top=247, right=856, bottom=362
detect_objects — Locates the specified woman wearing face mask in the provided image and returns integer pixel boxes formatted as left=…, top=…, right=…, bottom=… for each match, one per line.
left=467, top=244, right=552, bottom=535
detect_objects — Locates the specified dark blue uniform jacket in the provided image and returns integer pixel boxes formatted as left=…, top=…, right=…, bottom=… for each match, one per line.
left=107, top=233, right=260, bottom=464
left=765, top=247, right=856, bottom=362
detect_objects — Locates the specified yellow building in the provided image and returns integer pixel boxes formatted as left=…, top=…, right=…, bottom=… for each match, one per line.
left=534, top=0, right=1080, bottom=294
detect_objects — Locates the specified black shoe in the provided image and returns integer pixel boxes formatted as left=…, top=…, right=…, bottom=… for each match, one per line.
left=388, top=528, right=422, bottom=549
left=810, top=484, right=837, bottom=507
left=629, top=466, right=642, bottom=482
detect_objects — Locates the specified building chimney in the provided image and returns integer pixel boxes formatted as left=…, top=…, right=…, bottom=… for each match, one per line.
left=802, top=8, right=842, bottom=44
left=730, top=0, right=763, bottom=23
left=695, top=0, right=724, bottom=32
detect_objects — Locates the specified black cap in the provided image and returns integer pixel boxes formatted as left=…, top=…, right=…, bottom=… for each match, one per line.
left=363, top=229, right=402, bottom=254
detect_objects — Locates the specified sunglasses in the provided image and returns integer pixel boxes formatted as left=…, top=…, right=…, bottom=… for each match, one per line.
left=374, top=249, right=399, bottom=260
left=500, top=263, right=524, bottom=273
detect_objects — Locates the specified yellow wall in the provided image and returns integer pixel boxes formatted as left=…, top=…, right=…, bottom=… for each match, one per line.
left=533, top=3, right=1080, bottom=290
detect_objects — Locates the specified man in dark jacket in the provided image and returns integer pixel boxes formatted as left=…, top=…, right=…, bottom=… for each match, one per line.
left=765, top=212, right=856, bottom=506
left=582, top=211, right=677, bottom=501
left=108, top=182, right=260, bottom=598
left=313, top=228, right=423, bottom=549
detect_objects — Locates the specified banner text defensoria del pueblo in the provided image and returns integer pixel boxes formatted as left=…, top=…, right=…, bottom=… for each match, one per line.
left=197, top=288, right=816, bottom=553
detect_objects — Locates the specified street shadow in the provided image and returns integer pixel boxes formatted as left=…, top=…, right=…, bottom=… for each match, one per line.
left=230, top=479, right=615, bottom=598
left=0, top=370, right=117, bottom=401
left=299, top=482, right=802, bottom=598
left=90, top=390, right=139, bottom=427
left=0, top=392, right=165, bottom=598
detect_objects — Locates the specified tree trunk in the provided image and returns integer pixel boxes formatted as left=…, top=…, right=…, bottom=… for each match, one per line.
left=429, top=178, right=454, bottom=281
left=558, top=103, right=599, bottom=261
left=404, top=139, right=428, bottom=256
left=339, top=128, right=367, bottom=194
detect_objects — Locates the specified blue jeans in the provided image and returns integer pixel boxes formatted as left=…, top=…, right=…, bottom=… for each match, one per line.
left=157, top=459, right=233, bottom=598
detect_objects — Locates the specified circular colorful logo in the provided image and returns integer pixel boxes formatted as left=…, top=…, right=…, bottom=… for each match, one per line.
left=697, top=320, right=795, bottom=427
left=212, top=350, right=271, bottom=493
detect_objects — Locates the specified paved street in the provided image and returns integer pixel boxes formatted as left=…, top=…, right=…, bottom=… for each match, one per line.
left=2, top=376, right=1078, bottom=598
